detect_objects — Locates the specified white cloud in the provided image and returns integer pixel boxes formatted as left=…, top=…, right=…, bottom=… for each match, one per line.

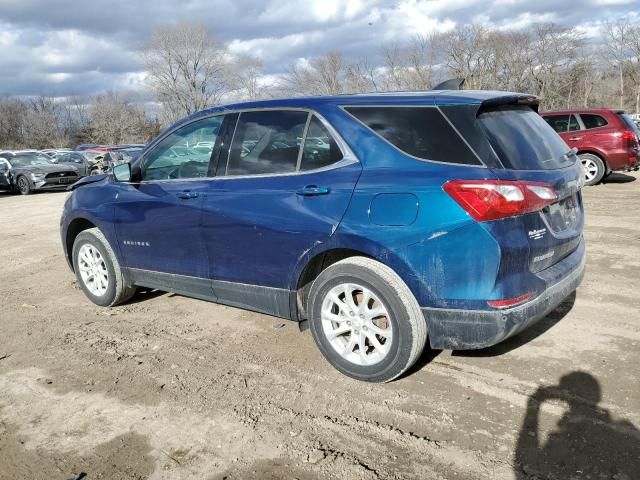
left=0, top=0, right=638, bottom=97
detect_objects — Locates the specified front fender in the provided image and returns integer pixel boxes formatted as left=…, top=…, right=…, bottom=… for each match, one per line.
left=61, top=180, right=120, bottom=270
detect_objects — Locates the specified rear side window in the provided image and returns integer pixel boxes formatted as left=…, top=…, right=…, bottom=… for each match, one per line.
left=300, top=116, right=343, bottom=171
left=580, top=114, right=608, bottom=129
left=227, top=110, right=307, bottom=176
left=345, top=106, right=481, bottom=165
left=543, top=114, right=580, bottom=132
left=479, top=106, right=573, bottom=170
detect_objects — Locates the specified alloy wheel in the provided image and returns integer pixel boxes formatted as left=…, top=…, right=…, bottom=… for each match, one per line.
left=581, top=157, right=599, bottom=183
left=77, top=243, right=109, bottom=296
left=321, top=283, right=393, bottom=366
left=17, top=177, right=29, bottom=193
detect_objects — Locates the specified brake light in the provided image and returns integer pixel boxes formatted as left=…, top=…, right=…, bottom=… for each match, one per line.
left=443, top=180, right=558, bottom=222
left=622, top=130, right=637, bottom=143
left=487, top=292, right=535, bottom=309
left=622, top=130, right=639, bottom=152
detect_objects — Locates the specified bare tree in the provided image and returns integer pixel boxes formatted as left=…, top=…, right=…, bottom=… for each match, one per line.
left=345, top=56, right=380, bottom=93
left=437, top=24, right=492, bottom=89
left=227, top=54, right=265, bottom=101
left=602, top=20, right=635, bottom=109
left=0, top=96, right=26, bottom=149
left=90, top=92, right=147, bottom=144
left=141, top=22, right=229, bottom=124
left=282, top=52, right=350, bottom=96
left=524, top=23, right=582, bottom=109
left=621, top=22, right=640, bottom=113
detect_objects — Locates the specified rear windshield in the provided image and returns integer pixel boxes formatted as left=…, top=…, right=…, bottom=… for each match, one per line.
left=619, top=113, right=640, bottom=136
left=479, top=106, right=573, bottom=170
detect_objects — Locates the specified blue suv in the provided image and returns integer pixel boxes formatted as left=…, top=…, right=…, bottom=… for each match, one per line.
left=61, top=91, right=585, bottom=382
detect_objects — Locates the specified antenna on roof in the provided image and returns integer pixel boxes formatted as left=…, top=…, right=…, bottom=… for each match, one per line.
left=432, top=78, right=465, bottom=91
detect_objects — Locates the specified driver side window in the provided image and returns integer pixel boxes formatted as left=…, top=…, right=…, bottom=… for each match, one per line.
left=141, top=115, right=223, bottom=181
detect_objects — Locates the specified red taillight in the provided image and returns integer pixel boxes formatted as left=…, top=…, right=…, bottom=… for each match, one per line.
left=443, top=180, right=558, bottom=222
left=487, top=292, right=535, bottom=309
left=622, top=130, right=637, bottom=143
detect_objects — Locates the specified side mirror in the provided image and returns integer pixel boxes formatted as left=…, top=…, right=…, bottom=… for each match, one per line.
left=112, top=163, right=131, bottom=182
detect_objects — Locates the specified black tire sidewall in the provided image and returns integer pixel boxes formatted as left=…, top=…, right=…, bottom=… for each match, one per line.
left=580, top=154, right=605, bottom=186
left=72, top=231, right=117, bottom=307
left=308, top=265, right=414, bottom=382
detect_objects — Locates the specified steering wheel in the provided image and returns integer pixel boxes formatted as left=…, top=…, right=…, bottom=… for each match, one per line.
left=168, top=161, right=205, bottom=179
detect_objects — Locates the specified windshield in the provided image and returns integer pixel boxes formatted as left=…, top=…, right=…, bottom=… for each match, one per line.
left=479, top=106, right=575, bottom=170
left=60, top=153, right=86, bottom=164
left=8, top=154, right=53, bottom=167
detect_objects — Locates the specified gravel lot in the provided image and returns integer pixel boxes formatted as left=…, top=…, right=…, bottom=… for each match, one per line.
left=0, top=173, right=639, bottom=480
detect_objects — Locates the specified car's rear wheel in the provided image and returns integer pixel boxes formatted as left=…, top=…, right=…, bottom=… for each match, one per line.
left=72, top=227, right=135, bottom=307
left=16, top=176, right=32, bottom=195
left=579, top=153, right=606, bottom=186
left=307, top=257, right=427, bottom=383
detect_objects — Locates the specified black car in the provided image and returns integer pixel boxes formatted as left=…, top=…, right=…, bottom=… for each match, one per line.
left=0, top=152, right=79, bottom=195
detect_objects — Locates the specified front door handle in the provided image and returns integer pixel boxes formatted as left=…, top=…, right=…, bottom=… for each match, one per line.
left=296, top=185, right=330, bottom=196
left=176, top=191, right=199, bottom=200
left=568, top=137, right=583, bottom=141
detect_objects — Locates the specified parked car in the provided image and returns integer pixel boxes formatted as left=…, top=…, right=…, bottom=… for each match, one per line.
left=75, top=144, right=101, bottom=151
left=541, top=109, right=640, bottom=185
left=0, top=151, right=79, bottom=194
left=61, top=91, right=585, bottom=382
left=54, top=151, right=104, bottom=177
left=41, top=148, right=73, bottom=160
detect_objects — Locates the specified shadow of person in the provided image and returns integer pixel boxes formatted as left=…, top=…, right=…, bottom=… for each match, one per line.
left=515, top=371, right=640, bottom=479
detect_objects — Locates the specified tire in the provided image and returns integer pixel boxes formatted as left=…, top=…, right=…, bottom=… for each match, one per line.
left=72, top=227, right=135, bottom=307
left=16, top=175, right=32, bottom=195
left=307, top=257, right=427, bottom=383
left=579, top=153, right=606, bottom=186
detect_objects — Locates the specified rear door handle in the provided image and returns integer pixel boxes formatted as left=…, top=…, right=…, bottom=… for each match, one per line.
left=296, top=185, right=330, bottom=196
left=568, top=137, right=583, bottom=141
left=176, top=191, right=199, bottom=200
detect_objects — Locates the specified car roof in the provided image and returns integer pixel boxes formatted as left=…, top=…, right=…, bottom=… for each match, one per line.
left=541, top=108, right=624, bottom=115
left=158, top=89, right=536, bottom=141
left=199, top=90, right=528, bottom=113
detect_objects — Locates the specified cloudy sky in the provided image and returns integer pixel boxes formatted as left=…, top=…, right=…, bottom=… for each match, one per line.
left=0, top=0, right=639, bottom=99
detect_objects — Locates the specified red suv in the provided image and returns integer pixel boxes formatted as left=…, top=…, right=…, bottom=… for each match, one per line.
left=541, top=109, right=640, bottom=185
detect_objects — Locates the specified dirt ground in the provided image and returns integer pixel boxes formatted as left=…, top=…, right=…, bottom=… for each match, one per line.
left=0, top=172, right=639, bottom=480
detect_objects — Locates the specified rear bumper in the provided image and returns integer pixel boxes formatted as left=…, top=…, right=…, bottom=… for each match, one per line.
left=423, top=239, right=586, bottom=350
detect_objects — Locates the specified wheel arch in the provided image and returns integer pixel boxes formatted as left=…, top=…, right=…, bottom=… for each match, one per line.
left=576, top=149, right=607, bottom=167
left=290, top=236, right=420, bottom=322
left=65, top=217, right=97, bottom=272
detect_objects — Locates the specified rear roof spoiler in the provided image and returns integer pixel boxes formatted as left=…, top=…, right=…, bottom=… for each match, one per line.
left=479, top=94, right=540, bottom=113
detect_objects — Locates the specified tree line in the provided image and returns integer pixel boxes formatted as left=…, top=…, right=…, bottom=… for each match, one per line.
left=0, top=93, right=161, bottom=150
left=2, top=18, right=640, bottom=150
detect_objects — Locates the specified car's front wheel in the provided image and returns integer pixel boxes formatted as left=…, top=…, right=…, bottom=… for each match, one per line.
left=16, top=176, right=32, bottom=195
left=72, top=227, right=135, bottom=307
left=579, top=153, right=606, bottom=186
left=307, top=257, right=427, bottom=383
